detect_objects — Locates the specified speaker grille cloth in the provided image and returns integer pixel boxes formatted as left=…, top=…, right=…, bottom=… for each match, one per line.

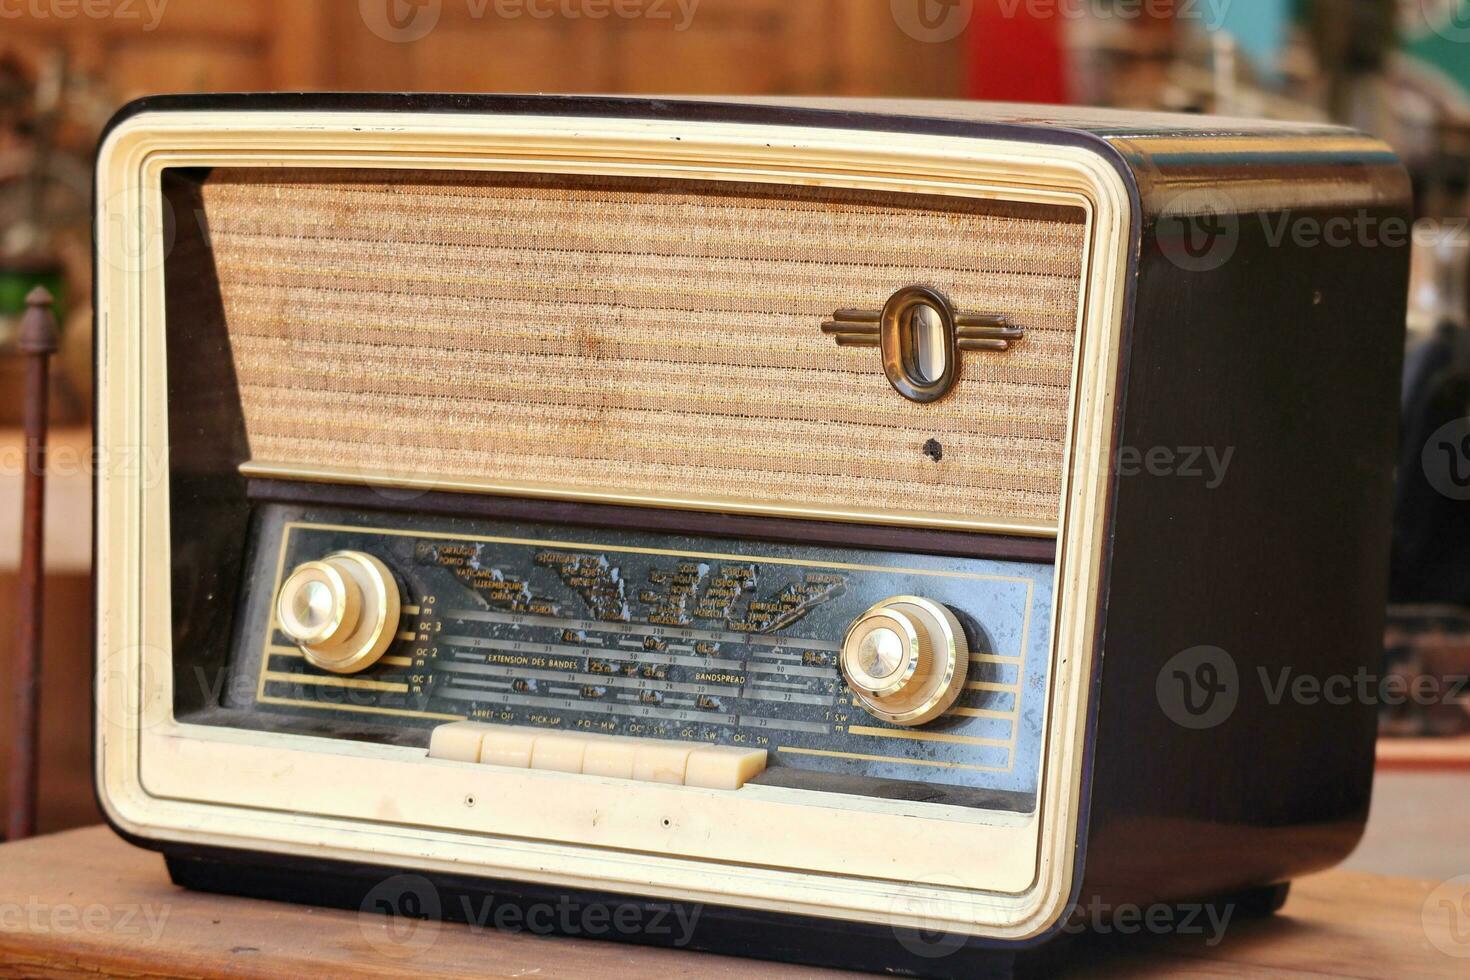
left=192, top=168, right=1086, bottom=526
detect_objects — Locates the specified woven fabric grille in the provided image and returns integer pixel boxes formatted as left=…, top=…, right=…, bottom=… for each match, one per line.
left=193, top=168, right=1088, bottom=526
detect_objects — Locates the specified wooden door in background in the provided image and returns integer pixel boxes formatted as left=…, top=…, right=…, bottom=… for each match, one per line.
left=1, top=0, right=966, bottom=99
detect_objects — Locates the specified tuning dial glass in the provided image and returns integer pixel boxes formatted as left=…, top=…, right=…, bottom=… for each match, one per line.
left=840, top=596, right=969, bottom=726
left=244, top=510, right=1055, bottom=800
left=276, top=550, right=401, bottom=674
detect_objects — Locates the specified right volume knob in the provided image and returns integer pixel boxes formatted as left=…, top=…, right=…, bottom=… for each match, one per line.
left=840, top=596, right=969, bottom=726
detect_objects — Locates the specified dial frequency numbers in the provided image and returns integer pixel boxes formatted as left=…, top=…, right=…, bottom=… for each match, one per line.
left=427, top=607, right=847, bottom=737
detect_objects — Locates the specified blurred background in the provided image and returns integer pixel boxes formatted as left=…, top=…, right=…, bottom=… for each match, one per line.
left=0, top=0, right=1466, bottom=875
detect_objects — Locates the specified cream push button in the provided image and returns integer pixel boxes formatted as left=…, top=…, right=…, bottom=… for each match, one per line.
left=582, top=737, right=640, bottom=779
left=428, top=721, right=492, bottom=763
left=684, top=745, right=769, bottom=790
left=632, top=742, right=696, bottom=785
left=428, top=723, right=767, bottom=790
left=530, top=733, right=588, bottom=774
left=275, top=550, right=401, bottom=674
left=481, top=728, right=537, bottom=769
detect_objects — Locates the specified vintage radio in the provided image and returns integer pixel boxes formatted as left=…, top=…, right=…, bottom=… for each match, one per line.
left=93, top=95, right=1409, bottom=975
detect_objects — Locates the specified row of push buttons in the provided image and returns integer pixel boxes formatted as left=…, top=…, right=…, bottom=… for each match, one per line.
left=428, top=722, right=768, bottom=790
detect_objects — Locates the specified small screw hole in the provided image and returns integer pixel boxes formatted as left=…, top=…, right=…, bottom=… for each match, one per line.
left=661, top=818, right=672, bottom=828
left=465, top=795, right=476, bottom=808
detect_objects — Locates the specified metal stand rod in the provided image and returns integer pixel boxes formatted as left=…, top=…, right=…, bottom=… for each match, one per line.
left=8, top=286, right=57, bottom=842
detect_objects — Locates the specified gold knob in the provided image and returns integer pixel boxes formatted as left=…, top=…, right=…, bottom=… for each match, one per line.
left=840, top=596, right=968, bottom=726
left=276, top=551, right=401, bottom=674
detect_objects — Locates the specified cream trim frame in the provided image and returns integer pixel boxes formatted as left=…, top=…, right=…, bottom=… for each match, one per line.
left=94, top=109, right=1131, bottom=941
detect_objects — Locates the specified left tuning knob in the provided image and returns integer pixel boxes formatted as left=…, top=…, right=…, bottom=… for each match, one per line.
left=276, top=551, right=401, bottom=674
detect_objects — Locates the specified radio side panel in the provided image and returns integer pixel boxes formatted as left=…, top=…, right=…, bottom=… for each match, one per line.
left=1082, top=134, right=1410, bottom=907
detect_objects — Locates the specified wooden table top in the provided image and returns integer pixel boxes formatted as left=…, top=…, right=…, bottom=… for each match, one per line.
left=0, top=826, right=1464, bottom=978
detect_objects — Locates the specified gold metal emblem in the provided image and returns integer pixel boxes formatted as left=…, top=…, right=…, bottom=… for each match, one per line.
left=822, top=285, right=1022, bottom=403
